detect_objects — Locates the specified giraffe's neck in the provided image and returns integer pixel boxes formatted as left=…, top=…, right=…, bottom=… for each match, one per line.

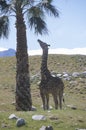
left=41, top=48, right=51, bottom=80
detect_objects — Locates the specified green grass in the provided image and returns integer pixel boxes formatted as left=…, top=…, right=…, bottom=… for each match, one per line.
left=0, top=55, right=86, bottom=130
left=0, top=109, right=86, bottom=130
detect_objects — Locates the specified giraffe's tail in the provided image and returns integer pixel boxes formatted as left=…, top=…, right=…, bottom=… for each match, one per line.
left=63, top=97, right=65, bottom=103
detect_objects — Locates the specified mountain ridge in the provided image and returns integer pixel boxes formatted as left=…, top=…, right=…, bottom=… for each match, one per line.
left=0, top=47, right=86, bottom=57
left=0, top=48, right=16, bottom=57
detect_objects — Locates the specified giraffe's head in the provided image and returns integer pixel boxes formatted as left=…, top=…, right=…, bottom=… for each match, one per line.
left=37, top=39, right=50, bottom=49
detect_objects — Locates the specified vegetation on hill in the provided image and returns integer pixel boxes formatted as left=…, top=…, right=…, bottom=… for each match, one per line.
left=0, top=54, right=86, bottom=130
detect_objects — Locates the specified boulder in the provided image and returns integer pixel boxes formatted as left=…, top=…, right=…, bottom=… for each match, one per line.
left=16, top=118, right=26, bottom=127
left=46, top=126, right=53, bottom=130
left=32, top=115, right=46, bottom=120
left=72, top=72, right=80, bottom=78
left=80, top=71, right=86, bottom=78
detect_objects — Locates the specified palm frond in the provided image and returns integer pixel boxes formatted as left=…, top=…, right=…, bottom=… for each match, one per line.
left=28, top=6, right=44, bottom=18
left=0, top=16, right=9, bottom=38
left=29, top=17, right=48, bottom=35
left=0, top=0, right=7, bottom=10
left=27, top=6, right=48, bottom=34
left=44, top=4, right=59, bottom=17
left=40, top=0, right=59, bottom=17
left=0, top=0, right=10, bottom=14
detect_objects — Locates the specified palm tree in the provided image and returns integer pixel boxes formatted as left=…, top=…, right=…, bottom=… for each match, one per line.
left=0, top=0, right=59, bottom=111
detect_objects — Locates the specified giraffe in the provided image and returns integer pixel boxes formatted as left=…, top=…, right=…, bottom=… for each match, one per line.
left=37, top=39, right=64, bottom=110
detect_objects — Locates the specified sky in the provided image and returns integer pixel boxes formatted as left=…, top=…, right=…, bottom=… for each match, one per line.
left=0, top=0, right=86, bottom=51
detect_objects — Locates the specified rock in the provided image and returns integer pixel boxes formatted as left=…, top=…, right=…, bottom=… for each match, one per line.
left=41, top=105, right=53, bottom=110
left=16, top=118, right=26, bottom=127
left=51, top=74, right=56, bottom=77
left=1, top=123, right=8, bottom=128
left=48, top=105, right=53, bottom=110
left=11, top=101, right=16, bottom=105
left=63, top=76, right=71, bottom=81
left=63, top=73, right=69, bottom=78
left=46, top=126, right=53, bottom=130
left=31, top=106, right=37, bottom=111
left=57, top=73, right=62, bottom=77
left=9, top=114, right=18, bottom=119
left=32, top=115, right=46, bottom=120
left=30, top=71, right=86, bottom=84
left=1, top=103, right=5, bottom=105
left=67, top=105, right=77, bottom=110
left=69, top=81, right=78, bottom=85
left=37, top=81, right=41, bottom=86
left=39, top=125, right=53, bottom=130
left=61, top=72, right=72, bottom=81
left=72, top=72, right=80, bottom=78
left=51, top=71, right=57, bottom=76
left=80, top=71, right=86, bottom=78
left=63, top=72, right=67, bottom=74
left=71, top=106, right=77, bottom=110
left=49, top=116, right=59, bottom=120
left=39, top=126, right=46, bottom=130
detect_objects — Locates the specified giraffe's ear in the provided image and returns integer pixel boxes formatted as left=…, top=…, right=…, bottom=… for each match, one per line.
left=48, top=44, right=50, bottom=49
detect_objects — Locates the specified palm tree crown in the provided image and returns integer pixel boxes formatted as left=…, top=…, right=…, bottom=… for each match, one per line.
left=0, top=0, right=59, bottom=36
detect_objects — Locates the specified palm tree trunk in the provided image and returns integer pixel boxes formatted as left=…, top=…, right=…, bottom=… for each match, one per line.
left=15, top=5, right=32, bottom=111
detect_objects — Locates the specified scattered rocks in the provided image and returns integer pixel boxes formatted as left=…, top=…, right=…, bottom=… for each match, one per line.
left=16, top=118, right=26, bottom=127
left=32, top=115, right=46, bottom=120
left=8, top=114, right=26, bottom=127
left=30, top=71, right=86, bottom=83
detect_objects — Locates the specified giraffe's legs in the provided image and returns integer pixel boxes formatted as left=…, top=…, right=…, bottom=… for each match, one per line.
left=46, top=94, right=49, bottom=110
left=59, top=92, right=63, bottom=109
left=40, top=91, right=46, bottom=110
left=53, top=94, right=58, bottom=109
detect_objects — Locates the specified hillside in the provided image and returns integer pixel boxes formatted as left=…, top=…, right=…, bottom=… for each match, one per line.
left=0, top=54, right=86, bottom=130
left=0, top=54, right=86, bottom=87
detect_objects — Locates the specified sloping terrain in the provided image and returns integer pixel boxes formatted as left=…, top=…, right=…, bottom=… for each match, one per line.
left=0, top=54, right=86, bottom=130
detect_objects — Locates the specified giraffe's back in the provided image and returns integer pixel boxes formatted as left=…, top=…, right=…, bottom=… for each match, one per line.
left=40, top=76, right=64, bottom=95
left=47, top=76, right=64, bottom=93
